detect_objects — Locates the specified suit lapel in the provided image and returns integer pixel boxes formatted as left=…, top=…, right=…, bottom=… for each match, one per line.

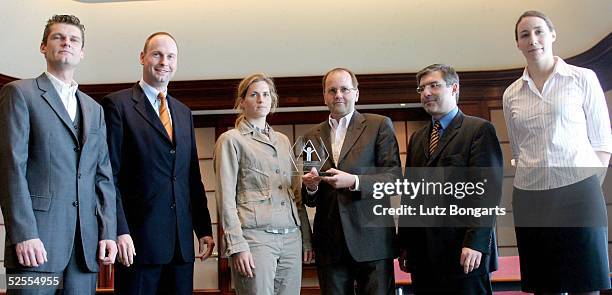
left=77, top=91, right=90, bottom=145
left=238, top=121, right=276, bottom=152
left=337, top=111, right=366, bottom=166
left=36, top=74, right=79, bottom=143
left=131, top=84, right=173, bottom=145
left=252, top=130, right=275, bottom=148
left=427, top=111, right=464, bottom=165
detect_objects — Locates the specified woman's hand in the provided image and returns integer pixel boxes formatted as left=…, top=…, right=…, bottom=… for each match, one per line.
left=232, top=251, right=256, bottom=277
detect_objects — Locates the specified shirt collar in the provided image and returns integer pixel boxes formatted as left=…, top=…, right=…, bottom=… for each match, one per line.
left=139, top=79, right=167, bottom=105
left=520, top=56, right=572, bottom=85
left=239, top=118, right=272, bottom=135
left=45, top=72, right=78, bottom=94
left=552, top=57, right=572, bottom=77
left=433, top=106, right=459, bottom=130
left=328, top=110, right=355, bottom=130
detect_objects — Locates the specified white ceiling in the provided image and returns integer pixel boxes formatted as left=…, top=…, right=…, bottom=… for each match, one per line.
left=0, top=0, right=610, bottom=83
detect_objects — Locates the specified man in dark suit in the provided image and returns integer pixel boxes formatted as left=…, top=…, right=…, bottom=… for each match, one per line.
left=398, top=64, right=503, bottom=294
left=302, top=68, right=401, bottom=295
left=102, top=32, right=214, bottom=294
left=0, top=15, right=117, bottom=294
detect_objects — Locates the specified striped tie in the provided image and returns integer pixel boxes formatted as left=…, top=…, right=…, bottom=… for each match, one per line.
left=158, top=92, right=173, bottom=142
left=429, top=120, right=441, bottom=155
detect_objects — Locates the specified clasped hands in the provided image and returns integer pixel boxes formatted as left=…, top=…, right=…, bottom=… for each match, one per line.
left=302, top=167, right=356, bottom=191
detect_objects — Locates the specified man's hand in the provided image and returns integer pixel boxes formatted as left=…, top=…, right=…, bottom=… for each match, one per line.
left=320, top=168, right=356, bottom=189
left=15, top=238, right=47, bottom=267
left=460, top=247, right=482, bottom=274
left=117, top=234, right=136, bottom=267
left=231, top=251, right=255, bottom=277
left=302, top=167, right=321, bottom=191
left=398, top=249, right=409, bottom=273
left=196, top=236, right=215, bottom=261
left=98, top=239, right=118, bottom=265
left=303, top=249, right=315, bottom=264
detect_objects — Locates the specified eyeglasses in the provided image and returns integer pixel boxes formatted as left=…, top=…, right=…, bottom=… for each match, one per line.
left=416, top=81, right=449, bottom=94
left=326, top=87, right=356, bottom=95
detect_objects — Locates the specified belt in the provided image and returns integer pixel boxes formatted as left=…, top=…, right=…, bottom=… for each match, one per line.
left=264, top=227, right=299, bottom=234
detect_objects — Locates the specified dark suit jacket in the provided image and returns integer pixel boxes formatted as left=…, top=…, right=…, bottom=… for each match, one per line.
left=302, top=111, right=401, bottom=265
left=0, top=74, right=116, bottom=273
left=398, top=110, right=502, bottom=277
left=102, top=84, right=212, bottom=265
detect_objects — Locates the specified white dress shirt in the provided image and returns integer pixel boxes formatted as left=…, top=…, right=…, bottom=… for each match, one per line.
left=503, top=57, right=612, bottom=190
left=328, top=111, right=360, bottom=190
left=139, top=79, right=172, bottom=126
left=45, top=72, right=78, bottom=121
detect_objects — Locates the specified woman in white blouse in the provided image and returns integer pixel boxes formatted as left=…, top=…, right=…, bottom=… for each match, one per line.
left=503, top=11, right=612, bottom=295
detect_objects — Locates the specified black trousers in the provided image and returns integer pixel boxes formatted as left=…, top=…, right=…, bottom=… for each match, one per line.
left=411, top=271, right=492, bottom=295
left=317, top=257, right=394, bottom=295
left=114, top=239, right=194, bottom=295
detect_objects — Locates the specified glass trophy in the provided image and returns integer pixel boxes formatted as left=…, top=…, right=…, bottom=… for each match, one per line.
left=290, top=136, right=330, bottom=176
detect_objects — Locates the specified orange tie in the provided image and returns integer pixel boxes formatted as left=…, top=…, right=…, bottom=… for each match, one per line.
left=158, top=92, right=173, bottom=142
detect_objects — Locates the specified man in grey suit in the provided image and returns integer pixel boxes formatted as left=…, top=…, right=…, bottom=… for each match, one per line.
left=0, top=15, right=117, bottom=294
left=302, top=68, right=401, bottom=295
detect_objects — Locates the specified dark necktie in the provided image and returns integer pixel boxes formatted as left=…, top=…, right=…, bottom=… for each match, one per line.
left=429, top=120, right=441, bottom=155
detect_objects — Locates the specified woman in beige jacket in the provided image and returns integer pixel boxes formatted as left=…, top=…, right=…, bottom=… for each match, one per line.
left=214, top=73, right=313, bottom=295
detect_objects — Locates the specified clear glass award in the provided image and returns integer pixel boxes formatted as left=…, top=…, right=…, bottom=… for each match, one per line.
left=290, top=136, right=330, bottom=176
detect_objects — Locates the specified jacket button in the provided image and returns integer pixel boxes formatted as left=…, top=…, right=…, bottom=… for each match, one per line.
left=170, top=149, right=176, bottom=154
left=170, top=203, right=176, bottom=209
left=73, top=147, right=80, bottom=152
left=281, top=201, right=286, bottom=206
left=275, top=169, right=280, bottom=174
left=172, top=176, right=177, bottom=181
left=278, top=185, right=282, bottom=190
left=72, top=201, right=79, bottom=207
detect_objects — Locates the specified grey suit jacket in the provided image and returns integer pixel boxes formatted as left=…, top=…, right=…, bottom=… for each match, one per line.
left=0, top=74, right=116, bottom=273
left=302, top=111, right=401, bottom=265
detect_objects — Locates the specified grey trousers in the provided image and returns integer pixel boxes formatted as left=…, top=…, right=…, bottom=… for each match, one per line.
left=231, top=229, right=302, bottom=295
left=6, top=237, right=97, bottom=295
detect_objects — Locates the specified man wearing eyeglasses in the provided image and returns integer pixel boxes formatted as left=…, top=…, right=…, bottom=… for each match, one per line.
left=397, top=64, right=502, bottom=294
left=302, top=67, right=401, bottom=295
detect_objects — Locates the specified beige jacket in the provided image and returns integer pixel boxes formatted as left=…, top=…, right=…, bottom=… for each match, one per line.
left=214, top=120, right=312, bottom=256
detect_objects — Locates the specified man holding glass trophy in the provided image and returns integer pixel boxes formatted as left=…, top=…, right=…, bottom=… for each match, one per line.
left=295, top=68, right=401, bottom=295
